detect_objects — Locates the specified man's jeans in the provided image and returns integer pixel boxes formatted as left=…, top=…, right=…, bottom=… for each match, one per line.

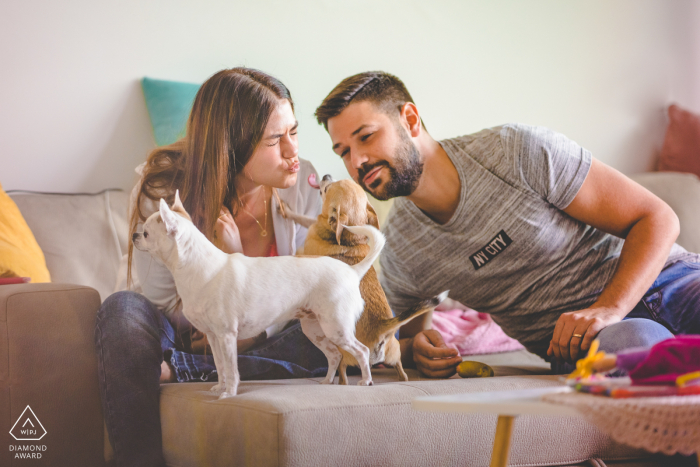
left=95, top=291, right=327, bottom=467
left=551, top=259, right=700, bottom=374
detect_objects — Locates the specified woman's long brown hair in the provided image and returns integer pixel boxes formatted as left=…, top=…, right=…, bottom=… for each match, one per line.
left=127, top=68, right=294, bottom=291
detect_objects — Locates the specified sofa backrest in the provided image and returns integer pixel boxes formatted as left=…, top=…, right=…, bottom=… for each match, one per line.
left=7, top=172, right=697, bottom=302
left=629, top=171, right=700, bottom=255
left=9, top=189, right=129, bottom=302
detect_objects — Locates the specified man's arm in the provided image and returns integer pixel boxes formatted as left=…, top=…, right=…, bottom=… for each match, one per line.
left=549, top=158, right=680, bottom=362
left=381, top=242, right=462, bottom=378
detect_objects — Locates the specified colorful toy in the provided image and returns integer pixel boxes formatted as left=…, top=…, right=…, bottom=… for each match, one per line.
left=567, top=338, right=607, bottom=381
left=568, top=335, right=700, bottom=397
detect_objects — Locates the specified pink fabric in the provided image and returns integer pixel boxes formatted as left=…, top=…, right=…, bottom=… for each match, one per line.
left=432, top=309, right=524, bottom=355
left=629, top=335, right=700, bottom=386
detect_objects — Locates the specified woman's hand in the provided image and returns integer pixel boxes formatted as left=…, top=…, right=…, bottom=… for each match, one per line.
left=190, top=329, right=268, bottom=354
left=547, top=306, right=624, bottom=363
left=190, top=330, right=212, bottom=354
left=405, top=330, right=462, bottom=378
left=237, top=331, right=268, bottom=353
left=213, top=207, right=243, bottom=254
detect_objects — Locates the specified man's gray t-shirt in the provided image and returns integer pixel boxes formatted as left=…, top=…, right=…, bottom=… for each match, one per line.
left=379, top=124, right=688, bottom=358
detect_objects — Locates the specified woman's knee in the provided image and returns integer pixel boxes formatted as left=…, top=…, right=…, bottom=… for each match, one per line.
left=597, top=318, right=673, bottom=354
left=97, top=291, right=161, bottom=330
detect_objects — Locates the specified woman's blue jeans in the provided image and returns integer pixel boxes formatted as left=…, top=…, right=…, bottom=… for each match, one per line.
left=95, top=291, right=327, bottom=467
left=551, top=259, right=700, bottom=374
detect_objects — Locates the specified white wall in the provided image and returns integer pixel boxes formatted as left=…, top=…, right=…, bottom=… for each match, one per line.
left=1, top=0, right=699, bottom=193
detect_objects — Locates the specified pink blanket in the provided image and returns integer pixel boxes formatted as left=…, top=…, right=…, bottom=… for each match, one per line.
left=623, top=335, right=700, bottom=385
left=432, top=309, right=524, bottom=355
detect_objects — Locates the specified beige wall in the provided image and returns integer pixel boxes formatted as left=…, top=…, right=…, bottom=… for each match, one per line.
left=1, top=0, right=699, bottom=193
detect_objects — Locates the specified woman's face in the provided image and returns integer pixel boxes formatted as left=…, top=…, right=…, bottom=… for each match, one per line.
left=242, top=99, right=300, bottom=189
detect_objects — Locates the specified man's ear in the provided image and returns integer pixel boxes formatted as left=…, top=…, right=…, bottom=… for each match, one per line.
left=366, top=202, right=379, bottom=229
left=159, top=198, right=179, bottom=236
left=400, top=102, right=421, bottom=137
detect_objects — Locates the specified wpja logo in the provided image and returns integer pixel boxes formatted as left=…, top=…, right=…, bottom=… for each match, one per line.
left=9, top=405, right=47, bottom=459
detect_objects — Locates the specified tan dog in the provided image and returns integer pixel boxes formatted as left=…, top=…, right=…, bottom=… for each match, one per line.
left=281, top=175, right=446, bottom=384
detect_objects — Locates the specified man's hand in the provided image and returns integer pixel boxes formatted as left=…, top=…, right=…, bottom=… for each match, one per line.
left=410, top=329, right=462, bottom=378
left=213, top=207, right=243, bottom=254
left=547, top=306, right=624, bottom=362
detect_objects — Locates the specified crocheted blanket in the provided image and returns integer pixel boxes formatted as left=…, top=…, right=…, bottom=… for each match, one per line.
left=543, top=392, right=700, bottom=456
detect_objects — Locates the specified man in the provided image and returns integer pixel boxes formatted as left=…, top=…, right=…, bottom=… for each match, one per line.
left=314, top=71, right=700, bottom=377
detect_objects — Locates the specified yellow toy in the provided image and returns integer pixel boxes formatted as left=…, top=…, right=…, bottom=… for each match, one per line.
left=567, top=339, right=607, bottom=380
left=456, top=361, right=494, bottom=378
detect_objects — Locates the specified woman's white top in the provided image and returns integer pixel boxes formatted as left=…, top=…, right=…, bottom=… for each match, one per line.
left=116, top=158, right=321, bottom=335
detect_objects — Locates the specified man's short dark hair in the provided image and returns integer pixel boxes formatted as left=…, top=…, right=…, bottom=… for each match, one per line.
left=315, top=71, right=419, bottom=129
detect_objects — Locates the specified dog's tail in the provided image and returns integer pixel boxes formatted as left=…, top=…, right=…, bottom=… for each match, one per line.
left=379, top=291, right=449, bottom=336
left=342, top=224, right=386, bottom=280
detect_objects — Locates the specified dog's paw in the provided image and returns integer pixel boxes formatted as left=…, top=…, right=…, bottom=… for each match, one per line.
left=218, top=391, right=237, bottom=399
left=319, top=377, right=335, bottom=385
left=357, top=379, right=373, bottom=387
left=276, top=200, right=291, bottom=218
left=210, top=383, right=224, bottom=394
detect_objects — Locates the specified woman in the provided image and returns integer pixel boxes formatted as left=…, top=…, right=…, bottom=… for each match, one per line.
left=95, top=68, right=325, bottom=467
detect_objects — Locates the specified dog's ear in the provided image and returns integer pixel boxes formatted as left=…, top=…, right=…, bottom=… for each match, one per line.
left=335, top=208, right=349, bottom=245
left=172, top=190, right=184, bottom=210
left=328, top=206, right=348, bottom=245
left=366, top=202, right=380, bottom=229
left=335, top=208, right=344, bottom=245
left=171, top=189, right=192, bottom=221
left=159, top=198, right=179, bottom=236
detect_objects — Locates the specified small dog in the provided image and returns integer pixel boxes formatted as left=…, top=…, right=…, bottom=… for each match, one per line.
left=281, top=175, right=447, bottom=384
left=133, top=190, right=385, bottom=398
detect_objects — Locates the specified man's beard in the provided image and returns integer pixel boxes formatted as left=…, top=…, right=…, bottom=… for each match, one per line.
left=357, top=129, right=424, bottom=201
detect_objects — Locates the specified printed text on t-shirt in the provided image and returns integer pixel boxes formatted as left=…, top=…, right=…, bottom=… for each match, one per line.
left=469, top=230, right=513, bottom=270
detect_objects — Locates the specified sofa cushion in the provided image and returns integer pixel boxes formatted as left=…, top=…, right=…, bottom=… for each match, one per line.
left=141, top=77, right=200, bottom=146
left=0, top=182, right=51, bottom=282
left=159, top=358, right=647, bottom=467
left=657, top=104, right=700, bottom=178
left=629, top=172, right=700, bottom=254
left=8, top=189, right=129, bottom=301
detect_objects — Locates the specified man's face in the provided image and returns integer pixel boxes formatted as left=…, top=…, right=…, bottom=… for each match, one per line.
left=327, top=101, right=423, bottom=200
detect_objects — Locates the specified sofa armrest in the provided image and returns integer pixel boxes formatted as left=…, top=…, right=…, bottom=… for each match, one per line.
left=0, top=283, right=105, bottom=467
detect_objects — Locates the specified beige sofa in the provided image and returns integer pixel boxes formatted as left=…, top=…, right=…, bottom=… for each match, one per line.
left=2, top=172, right=699, bottom=467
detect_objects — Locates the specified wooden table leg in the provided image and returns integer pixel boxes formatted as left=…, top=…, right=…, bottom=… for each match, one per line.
left=489, top=415, right=515, bottom=467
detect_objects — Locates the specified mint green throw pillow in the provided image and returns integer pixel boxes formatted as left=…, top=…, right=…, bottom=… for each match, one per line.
left=141, top=77, right=201, bottom=146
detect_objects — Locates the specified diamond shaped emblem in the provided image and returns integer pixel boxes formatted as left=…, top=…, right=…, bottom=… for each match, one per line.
left=10, top=406, right=46, bottom=441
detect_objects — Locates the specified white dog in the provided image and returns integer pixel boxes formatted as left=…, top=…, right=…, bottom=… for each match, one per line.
left=132, top=191, right=384, bottom=398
